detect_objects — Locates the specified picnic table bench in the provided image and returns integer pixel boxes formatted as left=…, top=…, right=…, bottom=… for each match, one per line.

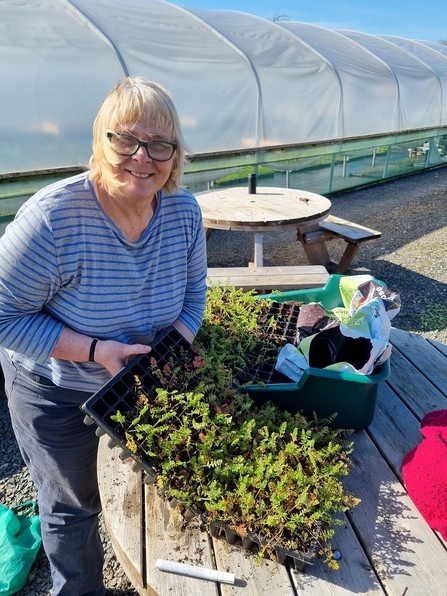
left=206, top=265, right=329, bottom=292
left=98, top=327, right=447, bottom=595
left=298, top=215, right=382, bottom=274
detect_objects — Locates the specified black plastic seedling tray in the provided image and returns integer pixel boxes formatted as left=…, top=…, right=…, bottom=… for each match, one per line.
left=204, top=516, right=321, bottom=571
left=246, top=301, right=302, bottom=384
left=80, top=309, right=338, bottom=570
left=81, top=325, right=192, bottom=483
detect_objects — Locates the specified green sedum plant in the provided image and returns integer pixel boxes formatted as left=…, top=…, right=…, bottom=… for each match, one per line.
left=111, top=284, right=357, bottom=567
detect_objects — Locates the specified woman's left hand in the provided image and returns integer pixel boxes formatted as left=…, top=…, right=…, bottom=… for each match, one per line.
left=52, top=328, right=152, bottom=376
left=92, top=339, right=152, bottom=376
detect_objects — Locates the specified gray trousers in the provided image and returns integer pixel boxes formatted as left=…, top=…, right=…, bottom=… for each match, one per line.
left=0, top=348, right=105, bottom=596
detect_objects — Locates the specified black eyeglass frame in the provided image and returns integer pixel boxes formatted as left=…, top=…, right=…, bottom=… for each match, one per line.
left=106, top=132, right=177, bottom=162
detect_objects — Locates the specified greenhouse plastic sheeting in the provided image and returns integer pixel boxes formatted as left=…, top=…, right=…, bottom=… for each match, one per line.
left=1, top=0, right=447, bottom=175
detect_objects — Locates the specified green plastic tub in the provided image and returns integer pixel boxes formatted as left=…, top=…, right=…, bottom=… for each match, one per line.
left=248, top=274, right=390, bottom=431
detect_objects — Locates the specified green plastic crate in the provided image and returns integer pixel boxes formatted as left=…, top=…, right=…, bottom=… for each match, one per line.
left=248, top=274, right=390, bottom=431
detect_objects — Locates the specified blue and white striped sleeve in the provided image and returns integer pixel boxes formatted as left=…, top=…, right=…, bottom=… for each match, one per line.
left=0, top=201, right=65, bottom=363
left=178, top=213, right=208, bottom=335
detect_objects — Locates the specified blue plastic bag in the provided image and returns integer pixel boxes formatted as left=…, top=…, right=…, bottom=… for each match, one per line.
left=0, top=501, right=42, bottom=595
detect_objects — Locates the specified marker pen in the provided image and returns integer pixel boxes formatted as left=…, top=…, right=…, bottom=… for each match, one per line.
left=155, top=559, right=235, bottom=584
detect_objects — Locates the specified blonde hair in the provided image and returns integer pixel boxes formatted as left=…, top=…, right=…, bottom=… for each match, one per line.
left=89, top=76, right=186, bottom=195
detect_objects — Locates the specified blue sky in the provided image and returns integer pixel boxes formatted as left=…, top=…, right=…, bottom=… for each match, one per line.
left=169, top=0, right=446, bottom=42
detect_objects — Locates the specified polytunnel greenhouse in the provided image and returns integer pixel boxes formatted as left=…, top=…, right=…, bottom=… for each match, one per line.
left=1, top=0, right=447, bottom=223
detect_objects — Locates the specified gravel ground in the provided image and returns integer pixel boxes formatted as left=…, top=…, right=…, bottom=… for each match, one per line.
left=1, top=164, right=447, bottom=594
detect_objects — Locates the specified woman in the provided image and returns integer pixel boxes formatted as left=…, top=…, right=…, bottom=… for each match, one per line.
left=0, top=77, right=207, bottom=595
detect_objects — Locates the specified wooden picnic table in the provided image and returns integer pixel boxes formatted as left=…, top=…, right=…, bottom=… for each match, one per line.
left=98, top=327, right=447, bottom=595
left=195, top=187, right=331, bottom=267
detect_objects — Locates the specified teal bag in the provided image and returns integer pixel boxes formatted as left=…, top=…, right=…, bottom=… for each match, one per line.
left=0, top=501, right=42, bottom=595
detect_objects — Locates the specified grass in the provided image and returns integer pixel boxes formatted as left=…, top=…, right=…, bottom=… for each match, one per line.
left=215, top=165, right=275, bottom=185
left=351, top=157, right=425, bottom=178
left=418, top=301, right=447, bottom=331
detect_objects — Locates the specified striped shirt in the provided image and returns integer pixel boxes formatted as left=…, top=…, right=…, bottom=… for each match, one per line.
left=0, top=172, right=207, bottom=392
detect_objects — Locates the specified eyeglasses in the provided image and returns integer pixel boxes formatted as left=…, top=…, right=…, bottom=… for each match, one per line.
left=107, top=132, right=177, bottom=162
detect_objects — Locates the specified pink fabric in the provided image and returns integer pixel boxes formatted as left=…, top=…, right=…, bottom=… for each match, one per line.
left=402, top=409, right=447, bottom=539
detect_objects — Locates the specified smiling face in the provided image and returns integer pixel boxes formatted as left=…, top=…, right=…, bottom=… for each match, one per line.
left=112, top=123, right=175, bottom=205
left=89, top=77, right=187, bottom=198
